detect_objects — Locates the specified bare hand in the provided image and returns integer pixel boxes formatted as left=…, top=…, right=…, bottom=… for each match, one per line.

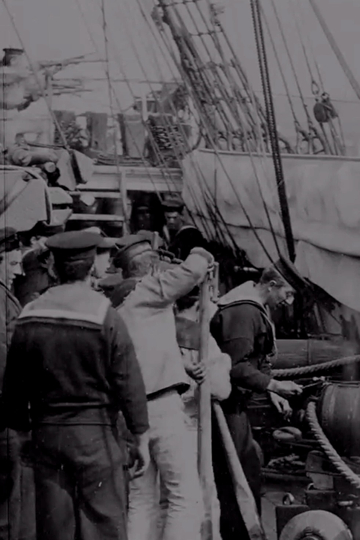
left=186, top=362, right=206, bottom=384
left=130, top=442, right=150, bottom=479
left=269, top=393, right=292, bottom=421
left=274, top=380, right=303, bottom=398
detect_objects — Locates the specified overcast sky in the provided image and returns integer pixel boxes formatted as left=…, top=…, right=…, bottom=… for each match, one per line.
left=1, top=0, right=360, bottom=148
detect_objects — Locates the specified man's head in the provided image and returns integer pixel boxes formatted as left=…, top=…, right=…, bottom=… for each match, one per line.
left=83, top=227, right=117, bottom=280
left=258, top=266, right=295, bottom=309
left=46, top=230, right=102, bottom=285
left=162, top=196, right=185, bottom=233
left=0, top=228, right=23, bottom=288
left=113, top=234, right=159, bottom=279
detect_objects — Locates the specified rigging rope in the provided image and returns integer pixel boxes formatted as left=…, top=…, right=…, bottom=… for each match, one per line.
left=272, top=354, right=360, bottom=379
left=160, top=1, right=283, bottom=263
left=288, top=0, right=345, bottom=155
left=130, top=0, right=226, bottom=243
left=118, top=0, right=220, bottom=243
left=308, top=0, right=360, bottom=103
left=156, top=0, right=277, bottom=264
left=75, top=0, right=178, bottom=203
left=114, top=0, right=215, bottom=240
left=1, top=0, right=70, bottom=150
left=306, top=400, right=360, bottom=490
left=261, top=8, right=304, bottom=153
left=288, top=0, right=320, bottom=96
left=101, top=0, right=129, bottom=232
left=250, top=0, right=295, bottom=262
left=172, top=0, right=283, bottom=258
left=267, top=0, right=329, bottom=155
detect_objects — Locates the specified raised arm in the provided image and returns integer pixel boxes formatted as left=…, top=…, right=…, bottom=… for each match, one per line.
left=144, top=247, right=213, bottom=308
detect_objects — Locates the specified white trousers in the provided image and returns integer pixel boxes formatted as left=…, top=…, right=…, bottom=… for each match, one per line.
left=127, top=391, right=203, bottom=540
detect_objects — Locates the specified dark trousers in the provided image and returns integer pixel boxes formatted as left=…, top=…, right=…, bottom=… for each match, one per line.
left=0, top=429, right=36, bottom=540
left=0, top=429, right=21, bottom=540
left=213, top=407, right=262, bottom=540
left=32, top=424, right=128, bottom=540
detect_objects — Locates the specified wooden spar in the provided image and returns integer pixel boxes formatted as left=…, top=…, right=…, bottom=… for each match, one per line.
left=117, top=170, right=129, bottom=234
left=213, top=401, right=267, bottom=540
left=198, top=274, right=213, bottom=540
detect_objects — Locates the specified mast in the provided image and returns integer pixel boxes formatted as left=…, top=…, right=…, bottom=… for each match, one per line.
left=250, top=0, right=296, bottom=262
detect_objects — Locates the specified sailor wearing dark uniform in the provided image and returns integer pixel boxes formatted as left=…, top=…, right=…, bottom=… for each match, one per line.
left=2, top=230, right=150, bottom=540
left=14, top=220, right=65, bottom=306
left=0, top=228, right=23, bottom=540
left=210, top=260, right=303, bottom=539
left=162, top=195, right=206, bottom=260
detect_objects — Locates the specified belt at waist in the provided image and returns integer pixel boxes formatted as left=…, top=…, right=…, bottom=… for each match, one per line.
left=147, top=383, right=188, bottom=402
left=32, top=405, right=118, bottom=426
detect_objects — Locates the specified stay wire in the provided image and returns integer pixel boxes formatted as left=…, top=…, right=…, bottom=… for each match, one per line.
left=101, top=0, right=130, bottom=232
left=261, top=6, right=304, bottom=149
left=132, top=0, right=221, bottom=241
left=178, top=0, right=256, bottom=141
left=250, top=0, right=295, bottom=262
left=74, top=0, right=177, bottom=202
left=133, top=0, right=238, bottom=241
left=141, top=0, right=279, bottom=262
left=93, top=0, right=180, bottom=199
left=289, top=0, right=344, bottom=155
left=267, top=0, right=326, bottom=155
left=1, top=0, right=69, bottom=149
left=113, top=0, right=214, bottom=239
left=155, top=1, right=277, bottom=264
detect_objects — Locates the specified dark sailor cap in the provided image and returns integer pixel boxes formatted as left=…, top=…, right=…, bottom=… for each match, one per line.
left=161, top=195, right=185, bottom=212
left=0, top=227, right=19, bottom=255
left=45, top=230, right=102, bottom=261
left=82, top=227, right=118, bottom=251
left=114, top=234, right=152, bottom=268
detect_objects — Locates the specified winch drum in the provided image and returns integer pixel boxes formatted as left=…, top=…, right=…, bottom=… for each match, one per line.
left=317, top=382, right=360, bottom=457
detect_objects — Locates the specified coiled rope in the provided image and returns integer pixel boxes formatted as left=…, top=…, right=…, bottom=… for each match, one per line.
left=306, top=401, right=360, bottom=490
left=272, top=355, right=360, bottom=379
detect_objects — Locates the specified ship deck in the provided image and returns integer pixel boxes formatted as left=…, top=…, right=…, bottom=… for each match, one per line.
left=262, top=479, right=304, bottom=540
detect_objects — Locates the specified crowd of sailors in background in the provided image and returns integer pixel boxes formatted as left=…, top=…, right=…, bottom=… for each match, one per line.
left=0, top=194, right=302, bottom=540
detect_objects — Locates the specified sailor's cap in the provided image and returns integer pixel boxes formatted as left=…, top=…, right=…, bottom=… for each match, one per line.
left=114, top=234, right=152, bottom=268
left=82, top=227, right=118, bottom=251
left=45, top=230, right=102, bottom=261
left=161, top=195, right=185, bottom=212
left=0, top=227, right=19, bottom=255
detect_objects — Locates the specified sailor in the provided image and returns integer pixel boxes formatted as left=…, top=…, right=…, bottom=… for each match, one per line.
left=2, top=230, right=150, bottom=540
left=162, top=195, right=206, bottom=260
left=210, top=259, right=303, bottom=539
left=113, top=233, right=214, bottom=540
left=173, top=286, right=232, bottom=540
left=14, top=220, right=65, bottom=306
left=0, top=228, right=23, bottom=540
left=82, top=227, right=118, bottom=287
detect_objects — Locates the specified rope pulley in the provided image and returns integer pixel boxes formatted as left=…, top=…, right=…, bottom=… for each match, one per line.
left=313, top=93, right=338, bottom=124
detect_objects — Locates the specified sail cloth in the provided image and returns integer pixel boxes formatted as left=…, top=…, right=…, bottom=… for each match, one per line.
left=0, top=169, right=52, bottom=231
left=182, top=148, right=360, bottom=313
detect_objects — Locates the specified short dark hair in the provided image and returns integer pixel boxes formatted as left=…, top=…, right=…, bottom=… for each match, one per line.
left=260, top=266, right=287, bottom=288
left=54, top=255, right=94, bottom=284
left=118, top=250, right=159, bottom=279
left=176, top=286, right=200, bottom=312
